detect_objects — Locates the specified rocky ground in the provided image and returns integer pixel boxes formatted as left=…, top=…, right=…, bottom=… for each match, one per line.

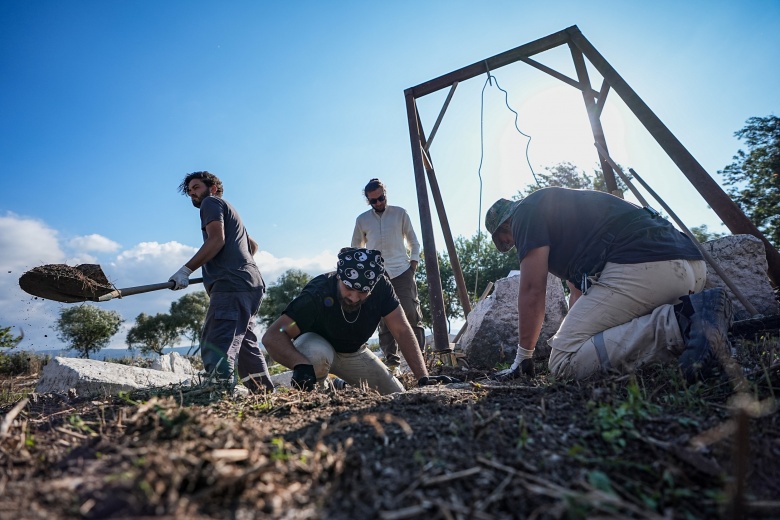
left=1, top=334, right=779, bottom=520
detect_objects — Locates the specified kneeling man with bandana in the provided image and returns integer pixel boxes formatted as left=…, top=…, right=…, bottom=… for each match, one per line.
left=262, top=248, right=459, bottom=394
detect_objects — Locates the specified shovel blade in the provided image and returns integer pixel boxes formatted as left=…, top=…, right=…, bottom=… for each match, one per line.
left=19, top=264, right=114, bottom=303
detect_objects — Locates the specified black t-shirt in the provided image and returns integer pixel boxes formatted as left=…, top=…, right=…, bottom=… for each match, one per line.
left=511, top=187, right=703, bottom=286
left=282, top=272, right=400, bottom=353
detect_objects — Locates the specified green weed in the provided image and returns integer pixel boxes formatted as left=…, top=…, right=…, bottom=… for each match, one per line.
left=588, top=378, right=660, bottom=453
left=270, top=436, right=289, bottom=461
left=68, top=414, right=97, bottom=435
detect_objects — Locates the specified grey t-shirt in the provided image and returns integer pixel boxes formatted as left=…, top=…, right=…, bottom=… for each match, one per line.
left=199, top=196, right=264, bottom=293
left=511, top=187, right=703, bottom=288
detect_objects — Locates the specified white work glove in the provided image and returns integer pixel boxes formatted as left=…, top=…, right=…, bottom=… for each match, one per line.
left=169, top=265, right=193, bottom=290
left=493, top=345, right=536, bottom=380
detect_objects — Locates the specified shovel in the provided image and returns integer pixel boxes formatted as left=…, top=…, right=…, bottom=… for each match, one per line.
left=19, top=263, right=204, bottom=303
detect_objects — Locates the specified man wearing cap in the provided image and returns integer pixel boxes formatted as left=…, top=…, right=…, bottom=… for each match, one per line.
left=484, top=187, right=733, bottom=382
left=352, top=178, right=425, bottom=369
left=262, top=248, right=458, bottom=394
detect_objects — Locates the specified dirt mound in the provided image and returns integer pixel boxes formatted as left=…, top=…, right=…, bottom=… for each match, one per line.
left=18, top=264, right=114, bottom=303
left=1, top=355, right=779, bottom=519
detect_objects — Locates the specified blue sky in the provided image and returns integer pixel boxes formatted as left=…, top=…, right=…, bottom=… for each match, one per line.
left=1, top=1, right=778, bottom=352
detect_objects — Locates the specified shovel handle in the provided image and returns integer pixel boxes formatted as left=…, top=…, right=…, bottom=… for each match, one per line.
left=97, top=278, right=204, bottom=302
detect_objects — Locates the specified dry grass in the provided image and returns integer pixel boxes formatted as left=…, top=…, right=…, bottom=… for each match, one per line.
left=1, top=335, right=779, bottom=519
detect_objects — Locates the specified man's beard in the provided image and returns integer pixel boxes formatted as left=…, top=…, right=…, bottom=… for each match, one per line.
left=337, top=289, right=363, bottom=313
left=191, top=193, right=209, bottom=208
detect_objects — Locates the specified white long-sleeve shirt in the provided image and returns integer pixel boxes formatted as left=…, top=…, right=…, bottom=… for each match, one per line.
left=351, top=205, right=421, bottom=279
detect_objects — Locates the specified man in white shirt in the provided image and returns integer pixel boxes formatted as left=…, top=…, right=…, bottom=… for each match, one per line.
left=351, top=178, right=425, bottom=367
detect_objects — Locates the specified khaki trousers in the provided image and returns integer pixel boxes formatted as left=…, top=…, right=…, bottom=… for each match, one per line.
left=294, top=332, right=405, bottom=395
left=548, top=259, right=707, bottom=379
left=378, top=266, right=426, bottom=365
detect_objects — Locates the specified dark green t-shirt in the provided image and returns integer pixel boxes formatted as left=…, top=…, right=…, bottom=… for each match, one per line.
left=282, top=272, right=400, bottom=353
left=511, top=187, right=703, bottom=287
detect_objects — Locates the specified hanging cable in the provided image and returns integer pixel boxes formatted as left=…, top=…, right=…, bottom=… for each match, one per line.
left=492, top=75, right=539, bottom=187
left=474, top=70, right=539, bottom=300
left=473, top=74, right=490, bottom=300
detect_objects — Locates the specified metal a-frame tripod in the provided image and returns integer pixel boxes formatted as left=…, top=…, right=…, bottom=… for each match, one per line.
left=404, top=25, right=780, bottom=355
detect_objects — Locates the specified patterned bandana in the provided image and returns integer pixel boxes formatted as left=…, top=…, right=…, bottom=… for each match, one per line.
left=337, top=248, right=385, bottom=292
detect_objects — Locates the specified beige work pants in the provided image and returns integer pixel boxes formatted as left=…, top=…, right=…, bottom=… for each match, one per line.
left=294, top=332, right=405, bottom=395
left=548, top=259, right=707, bottom=379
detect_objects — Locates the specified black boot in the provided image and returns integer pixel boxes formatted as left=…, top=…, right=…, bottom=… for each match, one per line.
left=675, top=288, right=733, bottom=383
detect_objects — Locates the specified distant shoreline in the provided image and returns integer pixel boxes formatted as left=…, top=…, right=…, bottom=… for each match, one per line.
left=10, top=346, right=201, bottom=360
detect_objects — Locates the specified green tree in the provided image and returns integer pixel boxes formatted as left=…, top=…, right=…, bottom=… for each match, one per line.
left=689, top=224, right=725, bottom=243
left=0, top=326, right=23, bottom=349
left=416, top=234, right=517, bottom=329
left=416, top=250, right=458, bottom=330
left=169, top=291, right=209, bottom=346
left=56, top=305, right=123, bottom=359
left=720, top=115, right=780, bottom=246
left=258, top=269, right=312, bottom=327
left=126, top=313, right=181, bottom=355
left=519, top=161, right=632, bottom=197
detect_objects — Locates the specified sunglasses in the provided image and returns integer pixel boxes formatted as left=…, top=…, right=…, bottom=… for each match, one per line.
left=368, top=194, right=386, bottom=205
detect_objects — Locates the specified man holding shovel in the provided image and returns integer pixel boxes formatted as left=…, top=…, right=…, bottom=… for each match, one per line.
left=170, top=171, right=274, bottom=393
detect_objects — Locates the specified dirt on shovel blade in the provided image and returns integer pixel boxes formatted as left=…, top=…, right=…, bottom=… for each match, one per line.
left=19, top=264, right=115, bottom=303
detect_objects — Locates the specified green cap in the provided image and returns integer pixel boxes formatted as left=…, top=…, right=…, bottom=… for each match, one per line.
left=485, top=198, right=519, bottom=252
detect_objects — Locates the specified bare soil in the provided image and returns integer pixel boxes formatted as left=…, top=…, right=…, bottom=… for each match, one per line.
left=1, top=336, right=779, bottom=520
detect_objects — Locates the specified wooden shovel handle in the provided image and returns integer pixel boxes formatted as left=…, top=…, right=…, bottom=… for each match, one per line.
left=96, top=278, right=204, bottom=302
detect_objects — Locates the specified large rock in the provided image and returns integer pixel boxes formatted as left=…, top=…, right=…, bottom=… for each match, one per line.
left=151, top=352, right=196, bottom=376
left=459, top=273, right=568, bottom=369
left=36, top=357, right=193, bottom=398
left=702, top=234, right=779, bottom=320
left=270, top=370, right=293, bottom=387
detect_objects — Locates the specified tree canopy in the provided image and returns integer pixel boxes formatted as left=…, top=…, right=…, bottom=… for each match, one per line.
left=0, top=326, right=23, bottom=349
left=169, top=291, right=209, bottom=346
left=126, top=313, right=181, bottom=355
left=258, top=269, right=312, bottom=327
left=56, top=305, right=123, bottom=359
left=416, top=233, right=517, bottom=330
left=518, top=161, right=632, bottom=198
left=720, top=115, right=780, bottom=246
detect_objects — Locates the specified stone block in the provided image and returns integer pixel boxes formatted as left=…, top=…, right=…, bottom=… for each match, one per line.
left=151, top=352, right=196, bottom=376
left=35, top=357, right=192, bottom=398
left=459, top=272, right=568, bottom=369
left=702, top=234, right=779, bottom=320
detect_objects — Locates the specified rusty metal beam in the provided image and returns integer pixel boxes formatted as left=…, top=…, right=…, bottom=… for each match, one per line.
left=567, top=26, right=780, bottom=285
left=407, top=26, right=573, bottom=98
left=418, top=143, right=473, bottom=318
left=404, top=93, right=451, bottom=353
left=424, top=81, right=458, bottom=152
left=517, top=55, right=600, bottom=98
left=593, top=79, right=610, bottom=119
left=417, top=82, right=472, bottom=318
left=569, top=41, right=618, bottom=194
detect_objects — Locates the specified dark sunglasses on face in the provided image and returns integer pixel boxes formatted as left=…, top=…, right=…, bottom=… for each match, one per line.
left=369, top=194, right=386, bottom=205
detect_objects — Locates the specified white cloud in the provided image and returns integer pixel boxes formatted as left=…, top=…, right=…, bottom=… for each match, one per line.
left=255, top=249, right=336, bottom=285
left=116, top=241, right=196, bottom=264
left=68, top=234, right=121, bottom=253
left=0, top=212, right=65, bottom=270
left=66, top=254, right=98, bottom=265
left=1, top=217, right=340, bottom=354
